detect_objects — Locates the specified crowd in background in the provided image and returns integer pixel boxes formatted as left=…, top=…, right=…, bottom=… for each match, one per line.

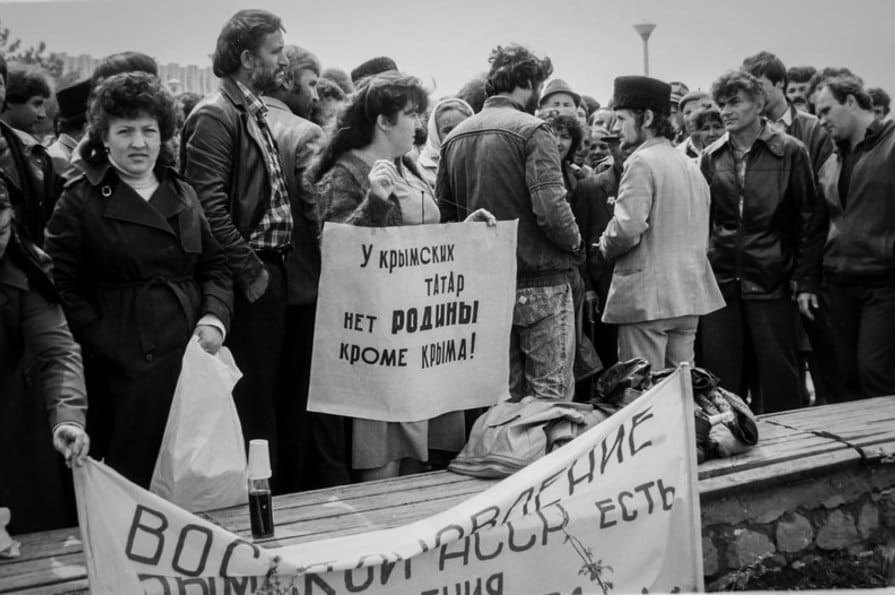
left=2, top=8, right=893, bottom=536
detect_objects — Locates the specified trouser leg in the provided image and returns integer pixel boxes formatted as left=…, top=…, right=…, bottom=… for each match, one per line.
left=856, top=286, right=895, bottom=397
left=743, top=298, right=801, bottom=414
left=228, top=258, right=288, bottom=493
left=513, top=282, right=575, bottom=401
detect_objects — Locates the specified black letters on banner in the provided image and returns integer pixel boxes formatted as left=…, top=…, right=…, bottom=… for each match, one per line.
left=126, top=505, right=169, bottom=565
left=219, top=539, right=261, bottom=576
left=171, top=524, right=213, bottom=576
left=629, top=408, right=655, bottom=456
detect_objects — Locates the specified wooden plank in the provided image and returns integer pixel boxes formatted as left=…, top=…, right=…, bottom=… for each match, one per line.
left=227, top=482, right=494, bottom=535
left=10, top=581, right=88, bottom=595
left=697, top=434, right=846, bottom=478
left=762, top=396, right=895, bottom=426
left=207, top=477, right=496, bottom=533
left=1, top=528, right=83, bottom=564
left=0, top=553, right=86, bottom=594
left=699, top=448, right=862, bottom=500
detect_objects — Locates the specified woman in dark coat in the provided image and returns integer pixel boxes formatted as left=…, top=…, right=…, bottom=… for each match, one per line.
left=45, top=72, right=233, bottom=488
left=0, top=181, right=89, bottom=534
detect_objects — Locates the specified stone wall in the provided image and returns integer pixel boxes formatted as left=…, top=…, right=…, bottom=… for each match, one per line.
left=700, top=463, right=895, bottom=588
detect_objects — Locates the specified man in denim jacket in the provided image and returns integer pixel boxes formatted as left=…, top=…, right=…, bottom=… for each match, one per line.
left=437, top=44, right=581, bottom=402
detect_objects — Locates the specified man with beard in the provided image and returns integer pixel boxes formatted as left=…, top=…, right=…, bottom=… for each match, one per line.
left=438, top=44, right=582, bottom=402
left=597, top=76, right=723, bottom=371
left=699, top=70, right=826, bottom=414
left=262, top=47, right=350, bottom=491
left=180, top=9, right=292, bottom=490
left=277, top=46, right=320, bottom=120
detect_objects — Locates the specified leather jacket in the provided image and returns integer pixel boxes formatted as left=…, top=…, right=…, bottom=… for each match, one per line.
left=700, top=123, right=827, bottom=299
left=436, top=95, right=581, bottom=286
left=180, top=78, right=272, bottom=293
left=818, top=119, right=895, bottom=285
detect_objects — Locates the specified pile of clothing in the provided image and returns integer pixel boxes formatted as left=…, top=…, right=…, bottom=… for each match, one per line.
left=449, top=359, right=758, bottom=478
left=594, top=360, right=759, bottom=463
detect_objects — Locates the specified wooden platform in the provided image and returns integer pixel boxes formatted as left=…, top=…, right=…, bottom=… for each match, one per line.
left=3, top=397, right=895, bottom=594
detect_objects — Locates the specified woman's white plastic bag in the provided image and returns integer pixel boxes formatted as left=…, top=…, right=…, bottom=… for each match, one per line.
left=150, top=336, right=247, bottom=511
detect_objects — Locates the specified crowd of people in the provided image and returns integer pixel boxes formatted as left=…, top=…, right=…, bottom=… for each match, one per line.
left=2, top=8, right=893, bottom=535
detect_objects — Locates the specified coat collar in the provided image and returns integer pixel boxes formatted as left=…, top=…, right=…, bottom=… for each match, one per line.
left=84, top=164, right=187, bottom=235
left=262, top=95, right=290, bottom=113
left=483, top=95, right=527, bottom=112
left=708, top=120, right=786, bottom=158
left=221, top=77, right=252, bottom=112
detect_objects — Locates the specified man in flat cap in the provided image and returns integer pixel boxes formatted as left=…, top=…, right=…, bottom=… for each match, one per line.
left=598, top=76, right=723, bottom=371
left=47, top=79, right=90, bottom=176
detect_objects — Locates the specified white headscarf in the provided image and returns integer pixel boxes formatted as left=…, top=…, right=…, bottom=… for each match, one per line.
left=418, top=97, right=475, bottom=180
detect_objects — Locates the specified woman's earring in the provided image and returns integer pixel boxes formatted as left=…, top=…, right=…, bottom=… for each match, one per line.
left=104, top=146, right=110, bottom=153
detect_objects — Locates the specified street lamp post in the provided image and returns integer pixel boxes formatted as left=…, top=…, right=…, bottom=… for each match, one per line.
left=633, top=22, right=656, bottom=76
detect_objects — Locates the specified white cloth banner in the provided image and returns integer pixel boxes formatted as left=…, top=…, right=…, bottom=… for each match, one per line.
left=307, top=220, right=518, bottom=422
left=74, top=367, right=703, bottom=594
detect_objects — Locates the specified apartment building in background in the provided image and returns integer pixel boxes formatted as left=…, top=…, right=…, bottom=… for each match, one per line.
left=60, top=52, right=217, bottom=95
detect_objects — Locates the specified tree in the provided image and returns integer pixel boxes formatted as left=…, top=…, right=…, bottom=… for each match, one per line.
left=0, top=18, right=65, bottom=80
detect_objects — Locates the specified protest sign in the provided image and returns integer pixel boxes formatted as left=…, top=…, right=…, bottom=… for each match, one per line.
left=74, top=366, right=703, bottom=594
left=307, top=220, right=518, bottom=422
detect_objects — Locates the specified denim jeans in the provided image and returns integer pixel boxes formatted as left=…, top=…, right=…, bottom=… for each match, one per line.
left=508, top=282, right=575, bottom=401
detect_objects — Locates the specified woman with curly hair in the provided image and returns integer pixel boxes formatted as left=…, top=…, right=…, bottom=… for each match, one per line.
left=312, top=70, right=493, bottom=480
left=45, top=72, right=233, bottom=487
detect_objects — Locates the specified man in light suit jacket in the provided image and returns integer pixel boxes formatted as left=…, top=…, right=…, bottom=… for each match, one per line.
left=598, top=76, right=724, bottom=370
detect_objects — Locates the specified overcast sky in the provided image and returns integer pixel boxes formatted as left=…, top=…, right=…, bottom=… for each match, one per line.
left=3, top=0, right=893, bottom=103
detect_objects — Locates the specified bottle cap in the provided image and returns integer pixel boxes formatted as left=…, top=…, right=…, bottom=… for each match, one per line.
left=247, top=439, right=272, bottom=479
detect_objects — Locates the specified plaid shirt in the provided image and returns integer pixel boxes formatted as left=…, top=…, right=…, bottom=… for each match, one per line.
left=236, top=81, right=293, bottom=251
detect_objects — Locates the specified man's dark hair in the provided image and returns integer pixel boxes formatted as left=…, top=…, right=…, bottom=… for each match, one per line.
left=0, top=52, right=7, bottom=86
left=321, top=68, right=353, bottom=95
left=787, top=65, right=816, bottom=84
left=81, top=71, right=178, bottom=166
left=485, top=44, right=553, bottom=97
left=580, top=94, right=600, bottom=117
left=177, top=91, right=203, bottom=119
left=284, top=45, right=321, bottom=79
left=350, top=56, right=398, bottom=85
left=807, top=67, right=862, bottom=105
left=711, top=70, right=767, bottom=107
left=316, top=77, right=345, bottom=102
left=868, top=87, right=890, bottom=115
left=91, top=52, right=158, bottom=89
left=457, top=73, right=488, bottom=113
left=819, top=75, right=873, bottom=111
left=742, top=50, right=787, bottom=88
left=5, top=67, right=52, bottom=104
left=212, top=9, right=284, bottom=78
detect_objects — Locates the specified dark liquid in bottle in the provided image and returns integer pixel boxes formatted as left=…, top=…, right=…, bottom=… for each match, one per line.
left=249, top=491, right=274, bottom=538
